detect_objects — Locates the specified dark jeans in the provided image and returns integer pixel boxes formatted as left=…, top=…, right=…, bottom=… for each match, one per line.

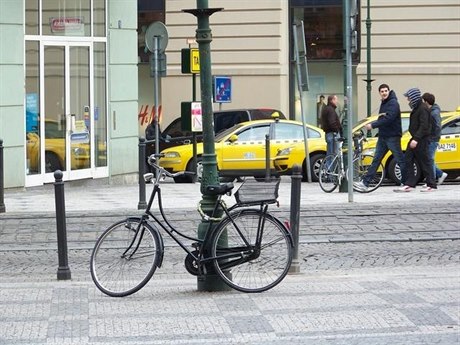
left=428, top=140, right=444, bottom=179
left=405, top=138, right=436, bottom=188
left=363, top=136, right=406, bottom=186
left=325, top=132, right=339, bottom=169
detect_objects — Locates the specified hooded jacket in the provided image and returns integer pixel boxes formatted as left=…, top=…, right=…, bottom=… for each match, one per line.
left=371, top=90, right=402, bottom=138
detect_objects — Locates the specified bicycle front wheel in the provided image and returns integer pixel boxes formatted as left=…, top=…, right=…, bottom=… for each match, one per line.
left=319, top=154, right=340, bottom=193
left=90, top=218, right=161, bottom=297
left=349, top=154, right=385, bottom=193
left=211, top=209, right=292, bottom=293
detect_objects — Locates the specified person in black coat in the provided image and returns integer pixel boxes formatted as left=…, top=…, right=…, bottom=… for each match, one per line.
left=394, top=87, right=436, bottom=192
left=354, top=84, right=406, bottom=191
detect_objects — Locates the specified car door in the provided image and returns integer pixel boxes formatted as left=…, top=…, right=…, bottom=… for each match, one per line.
left=219, top=123, right=270, bottom=172
left=436, top=116, right=460, bottom=170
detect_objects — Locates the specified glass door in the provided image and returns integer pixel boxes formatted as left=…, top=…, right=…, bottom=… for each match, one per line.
left=41, top=42, right=92, bottom=182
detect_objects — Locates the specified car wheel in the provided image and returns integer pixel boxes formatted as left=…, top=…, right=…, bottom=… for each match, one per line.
left=304, top=153, right=325, bottom=182
left=388, top=158, right=421, bottom=184
left=176, top=156, right=202, bottom=183
left=45, top=152, right=62, bottom=173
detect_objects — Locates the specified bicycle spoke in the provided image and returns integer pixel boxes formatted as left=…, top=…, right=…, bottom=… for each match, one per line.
left=91, top=219, right=160, bottom=297
left=211, top=210, right=292, bottom=293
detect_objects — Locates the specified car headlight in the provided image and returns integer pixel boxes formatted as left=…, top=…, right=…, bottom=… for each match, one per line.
left=276, top=147, right=292, bottom=156
left=163, top=151, right=180, bottom=158
left=73, top=147, right=88, bottom=156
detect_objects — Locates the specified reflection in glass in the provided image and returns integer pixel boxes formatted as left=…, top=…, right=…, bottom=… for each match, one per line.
left=25, top=0, right=40, bottom=35
left=94, top=42, right=107, bottom=167
left=70, top=46, right=91, bottom=170
left=93, top=0, right=106, bottom=36
left=42, top=0, right=91, bottom=36
left=25, top=41, right=40, bottom=175
left=44, top=45, right=66, bottom=172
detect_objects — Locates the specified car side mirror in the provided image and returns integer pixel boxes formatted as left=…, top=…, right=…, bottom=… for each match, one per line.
left=228, top=134, right=238, bottom=143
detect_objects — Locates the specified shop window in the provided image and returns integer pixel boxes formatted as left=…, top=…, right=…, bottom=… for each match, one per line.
left=292, top=0, right=360, bottom=62
left=25, top=0, right=40, bottom=35
left=138, top=0, right=165, bottom=63
left=42, top=0, right=91, bottom=37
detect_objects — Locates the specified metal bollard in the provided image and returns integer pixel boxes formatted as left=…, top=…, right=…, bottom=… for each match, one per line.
left=138, top=137, right=147, bottom=209
left=288, top=164, right=302, bottom=274
left=0, top=139, right=5, bottom=213
left=54, top=170, right=71, bottom=280
left=265, top=134, right=271, bottom=181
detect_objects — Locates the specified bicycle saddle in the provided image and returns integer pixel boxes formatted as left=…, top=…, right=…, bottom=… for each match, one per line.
left=206, top=182, right=234, bottom=195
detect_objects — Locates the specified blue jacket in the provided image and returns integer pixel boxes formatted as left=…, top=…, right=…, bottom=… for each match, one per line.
left=371, top=90, right=402, bottom=138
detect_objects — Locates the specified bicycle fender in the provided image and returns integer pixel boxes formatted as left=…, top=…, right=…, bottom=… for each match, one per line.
left=125, top=217, right=165, bottom=269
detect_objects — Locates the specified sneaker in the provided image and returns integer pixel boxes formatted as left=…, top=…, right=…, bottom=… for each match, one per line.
left=420, top=186, right=436, bottom=192
left=438, top=172, right=448, bottom=185
left=394, top=185, right=413, bottom=193
left=353, top=181, right=368, bottom=191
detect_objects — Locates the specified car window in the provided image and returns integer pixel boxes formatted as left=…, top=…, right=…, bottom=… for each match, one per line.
left=214, top=111, right=248, bottom=133
left=236, top=124, right=270, bottom=141
left=401, top=118, right=410, bottom=132
left=249, top=109, right=286, bottom=120
left=163, top=118, right=192, bottom=138
left=273, top=123, right=303, bottom=140
left=441, top=118, right=460, bottom=135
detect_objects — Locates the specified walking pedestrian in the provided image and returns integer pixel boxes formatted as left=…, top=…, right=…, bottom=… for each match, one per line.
left=320, top=95, right=342, bottom=165
left=354, top=84, right=406, bottom=191
left=394, top=87, right=436, bottom=192
left=422, top=92, right=448, bottom=185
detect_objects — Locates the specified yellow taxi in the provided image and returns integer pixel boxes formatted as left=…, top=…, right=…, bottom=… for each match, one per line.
left=27, top=120, right=106, bottom=173
left=158, top=118, right=327, bottom=183
left=274, top=108, right=460, bottom=184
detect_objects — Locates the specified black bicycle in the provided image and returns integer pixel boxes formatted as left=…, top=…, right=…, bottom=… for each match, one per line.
left=90, top=155, right=293, bottom=297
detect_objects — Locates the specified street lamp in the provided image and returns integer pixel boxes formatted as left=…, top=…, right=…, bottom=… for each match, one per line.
left=363, top=0, right=375, bottom=117
left=183, top=1, right=228, bottom=291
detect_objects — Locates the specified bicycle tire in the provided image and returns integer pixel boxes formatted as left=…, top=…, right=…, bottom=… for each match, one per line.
left=349, top=154, right=385, bottom=193
left=210, top=209, right=292, bottom=293
left=90, top=218, right=161, bottom=297
left=319, top=154, right=340, bottom=193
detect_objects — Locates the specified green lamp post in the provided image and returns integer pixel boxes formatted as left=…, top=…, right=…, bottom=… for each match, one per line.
left=183, top=1, right=228, bottom=291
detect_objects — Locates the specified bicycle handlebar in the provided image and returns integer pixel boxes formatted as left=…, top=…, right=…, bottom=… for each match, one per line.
left=144, top=154, right=196, bottom=183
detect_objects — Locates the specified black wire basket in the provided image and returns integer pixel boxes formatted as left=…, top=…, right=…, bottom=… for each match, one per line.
left=234, top=178, right=281, bottom=205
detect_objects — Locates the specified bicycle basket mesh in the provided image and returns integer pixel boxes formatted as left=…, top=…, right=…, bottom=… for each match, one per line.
left=234, top=178, right=281, bottom=205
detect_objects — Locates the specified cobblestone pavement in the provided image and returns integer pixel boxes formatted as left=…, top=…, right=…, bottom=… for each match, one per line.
left=0, top=181, right=459, bottom=344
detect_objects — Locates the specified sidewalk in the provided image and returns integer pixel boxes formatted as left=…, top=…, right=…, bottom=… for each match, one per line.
left=2, top=177, right=460, bottom=214
left=0, top=179, right=459, bottom=345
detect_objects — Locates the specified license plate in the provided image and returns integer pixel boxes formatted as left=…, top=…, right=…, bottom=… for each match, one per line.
left=437, top=142, right=457, bottom=152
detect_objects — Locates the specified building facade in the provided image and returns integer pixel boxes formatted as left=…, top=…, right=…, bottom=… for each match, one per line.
left=1, top=0, right=459, bottom=188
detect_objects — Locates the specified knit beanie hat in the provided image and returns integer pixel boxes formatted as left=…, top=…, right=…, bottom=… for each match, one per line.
left=404, top=88, right=422, bottom=109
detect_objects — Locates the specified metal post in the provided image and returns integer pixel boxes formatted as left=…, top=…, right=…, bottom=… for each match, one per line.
left=153, top=36, right=161, bottom=157
left=265, top=134, right=271, bottom=181
left=54, top=170, right=71, bottom=280
left=0, top=139, right=5, bottom=213
left=288, top=164, right=302, bottom=274
left=138, top=137, right=147, bottom=209
left=365, top=0, right=374, bottom=117
left=184, top=1, right=228, bottom=291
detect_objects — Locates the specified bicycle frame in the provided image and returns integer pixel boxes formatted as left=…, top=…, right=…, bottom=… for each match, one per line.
left=137, top=173, right=273, bottom=274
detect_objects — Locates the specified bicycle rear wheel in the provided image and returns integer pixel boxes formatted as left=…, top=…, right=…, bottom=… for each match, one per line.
left=90, top=218, right=161, bottom=297
left=211, top=209, right=292, bottom=293
left=349, top=154, right=385, bottom=193
left=319, top=154, right=340, bottom=193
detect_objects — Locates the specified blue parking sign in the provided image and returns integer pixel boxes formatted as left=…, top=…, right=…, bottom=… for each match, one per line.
left=214, top=76, right=232, bottom=103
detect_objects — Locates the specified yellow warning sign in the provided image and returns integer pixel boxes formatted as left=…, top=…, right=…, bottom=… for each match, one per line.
left=191, top=49, right=200, bottom=73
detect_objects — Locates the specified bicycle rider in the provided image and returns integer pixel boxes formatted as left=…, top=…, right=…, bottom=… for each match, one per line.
left=320, top=95, right=343, bottom=168
left=354, top=84, right=406, bottom=191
